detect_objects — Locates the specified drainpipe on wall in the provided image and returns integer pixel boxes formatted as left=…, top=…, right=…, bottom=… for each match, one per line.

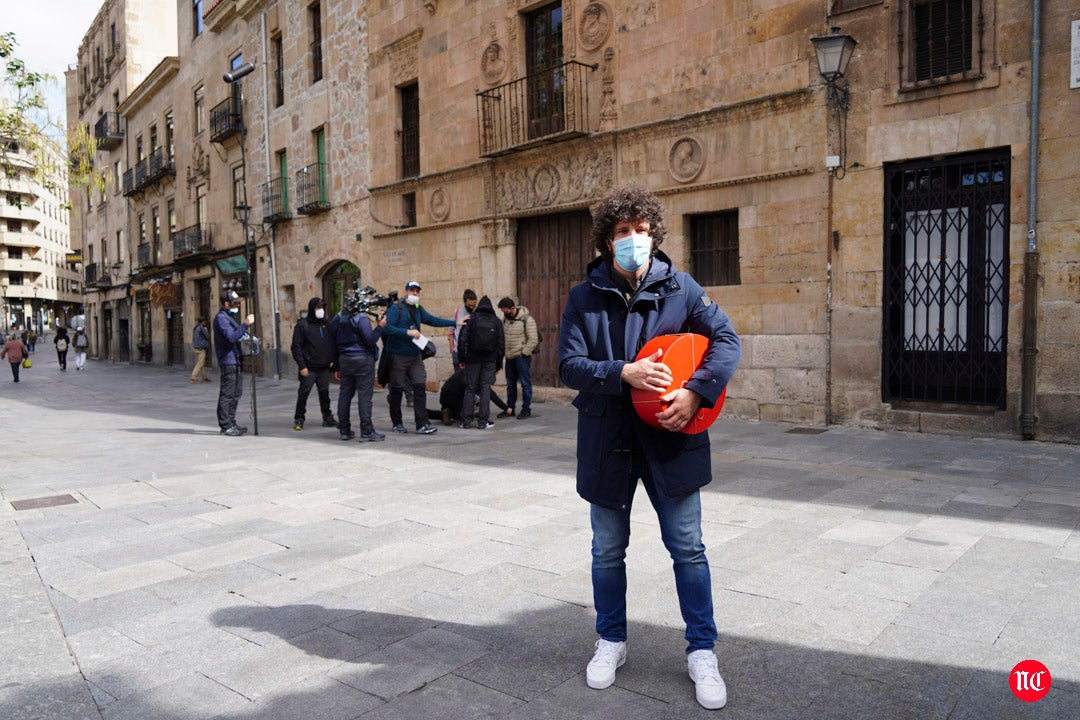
left=1019, top=0, right=1042, bottom=440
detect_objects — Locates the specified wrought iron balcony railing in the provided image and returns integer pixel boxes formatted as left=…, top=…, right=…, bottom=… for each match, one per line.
left=133, top=157, right=149, bottom=189
left=295, top=162, right=330, bottom=215
left=85, top=262, right=110, bottom=287
left=172, top=223, right=214, bottom=257
left=476, top=60, right=597, bottom=157
left=261, top=176, right=291, bottom=223
left=136, top=243, right=153, bottom=268
left=209, top=96, right=243, bottom=144
left=122, top=168, right=135, bottom=196
left=147, top=146, right=175, bottom=183
left=94, top=112, right=124, bottom=150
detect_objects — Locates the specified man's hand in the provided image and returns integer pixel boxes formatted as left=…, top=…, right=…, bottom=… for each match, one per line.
left=656, top=388, right=703, bottom=432
left=620, top=349, right=672, bottom=393
left=407, top=328, right=421, bottom=339
left=299, top=368, right=309, bottom=378
left=245, top=314, right=255, bottom=325
left=378, top=315, right=387, bottom=328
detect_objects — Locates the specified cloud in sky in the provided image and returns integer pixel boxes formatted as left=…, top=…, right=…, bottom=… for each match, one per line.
left=6, top=2, right=108, bottom=127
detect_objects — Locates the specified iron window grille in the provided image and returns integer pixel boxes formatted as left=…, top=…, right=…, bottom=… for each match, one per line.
left=400, top=83, right=419, bottom=178
left=310, top=4, right=323, bottom=84
left=261, top=177, right=291, bottom=223
left=296, top=162, right=330, bottom=214
left=689, top=211, right=741, bottom=287
left=899, top=0, right=983, bottom=87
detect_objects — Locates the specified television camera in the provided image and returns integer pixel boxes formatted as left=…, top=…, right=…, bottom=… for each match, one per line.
left=344, top=282, right=398, bottom=318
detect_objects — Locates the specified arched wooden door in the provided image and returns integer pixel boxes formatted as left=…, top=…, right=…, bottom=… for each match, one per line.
left=516, top=210, right=594, bottom=387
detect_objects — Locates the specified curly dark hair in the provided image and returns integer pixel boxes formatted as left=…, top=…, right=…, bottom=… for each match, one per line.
left=590, top=185, right=667, bottom=262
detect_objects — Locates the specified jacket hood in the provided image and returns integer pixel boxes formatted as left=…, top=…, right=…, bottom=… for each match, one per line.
left=475, top=295, right=496, bottom=315
left=307, top=297, right=325, bottom=316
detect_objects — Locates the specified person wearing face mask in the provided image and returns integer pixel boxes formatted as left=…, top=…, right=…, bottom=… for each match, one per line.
left=290, top=297, right=339, bottom=432
left=214, top=292, right=256, bottom=436
left=558, top=185, right=741, bottom=710
left=381, top=280, right=456, bottom=434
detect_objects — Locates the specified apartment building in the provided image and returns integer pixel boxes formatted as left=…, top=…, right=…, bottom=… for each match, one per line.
left=1, top=134, right=80, bottom=334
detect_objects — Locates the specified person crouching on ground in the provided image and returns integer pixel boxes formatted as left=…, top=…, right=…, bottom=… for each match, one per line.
left=558, top=184, right=741, bottom=710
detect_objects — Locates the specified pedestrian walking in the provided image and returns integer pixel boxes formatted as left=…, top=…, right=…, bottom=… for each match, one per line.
left=1, top=334, right=30, bottom=382
left=26, top=328, right=37, bottom=352
left=558, top=185, right=741, bottom=710
left=290, top=297, right=338, bottom=432
left=382, top=280, right=456, bottom=435
left=497, top=297, right=540, bottom=419
left=191, top=317, right=211, bottom=383
left=213, top=292, right=255, bottom=436
left=73, top=327, right=89, bottom=371
left=54, top=327, right=70, bottom=371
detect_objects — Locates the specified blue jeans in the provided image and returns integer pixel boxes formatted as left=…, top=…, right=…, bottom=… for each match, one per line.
left=504, top=355, right=532, bottom=412
left=590, top=474, right=717, bottom=652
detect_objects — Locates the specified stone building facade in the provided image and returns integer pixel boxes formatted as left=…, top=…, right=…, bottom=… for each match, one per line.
left=66, top=0, right=177, bottom=359
left=65, top=0, right=1078, bottom=441
left=0, top=133, right=80, bottom=333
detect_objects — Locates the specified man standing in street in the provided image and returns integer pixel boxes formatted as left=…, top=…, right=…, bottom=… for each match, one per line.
left=558, top=185, right=741, bottom=710
left=191, top=317, right=211, bottom=384
left=73, top=327, right=89, bottom=371
left=329, top=294, right=386, bottom=442
left=291, top=298, right=338, bottom=432
left=497, top=296, right=539, bottom=419
left=213, top=292, right=255, bottom=436
left=382, top=280, right=456, bottom=435
left=450, top=288, right=477, bottom=367
left=457, top=295, right=504, bottom=430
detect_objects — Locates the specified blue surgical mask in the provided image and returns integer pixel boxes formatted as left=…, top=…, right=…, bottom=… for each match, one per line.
left=612, top=233, right=652, bottom=273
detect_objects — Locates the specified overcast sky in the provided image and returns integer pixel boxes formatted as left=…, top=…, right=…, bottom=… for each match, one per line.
left=6, top=2, right=106, bottom=130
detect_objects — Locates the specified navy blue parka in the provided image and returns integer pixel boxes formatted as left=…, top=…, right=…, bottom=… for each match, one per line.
left=558, top=251, right=741, bottom=510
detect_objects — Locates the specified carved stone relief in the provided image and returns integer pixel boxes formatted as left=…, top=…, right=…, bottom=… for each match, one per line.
left=599, top=47, right=617, bottom=131
left=428, top=187, right=450, bottom=222
left=481, top=42, right=508, bottom=85
left=186, top=143, right=211, bottom=191
left=423, top=1, right=437, bottom=15
left=579, top=2, right=611, bottom=52
left=492, top=149, right=613, bottom=214
left=668, top=137, right=704, bottom=183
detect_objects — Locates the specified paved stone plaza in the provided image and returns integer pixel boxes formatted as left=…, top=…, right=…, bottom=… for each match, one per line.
left=1, top=355, right=1078, bottom=719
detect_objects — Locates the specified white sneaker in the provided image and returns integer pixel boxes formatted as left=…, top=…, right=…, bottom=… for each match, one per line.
left=586, top=639, right=626, bottom=690
left=688, top=649, right=727, bottom=710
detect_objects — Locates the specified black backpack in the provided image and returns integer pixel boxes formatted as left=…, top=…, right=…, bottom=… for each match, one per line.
left=469, top=313, right=499, bottom=355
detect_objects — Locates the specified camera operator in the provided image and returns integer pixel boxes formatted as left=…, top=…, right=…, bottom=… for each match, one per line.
left=291, top=297, right=338, bottom=432
left=383, top=280, right=456, bottom=435
left=329, top=291, right=387, bottom=442
left=214, top=292, right=255, bottom=436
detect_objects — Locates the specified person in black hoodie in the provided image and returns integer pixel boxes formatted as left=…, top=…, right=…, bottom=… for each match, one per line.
left=456, top=295, right=504, bottom=429
left=291, top=297, right=337, bottom=431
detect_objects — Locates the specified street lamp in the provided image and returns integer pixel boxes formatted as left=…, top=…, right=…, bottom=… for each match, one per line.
left=810, top=27, right=857, bottom=177
left=225, top=61, right=260, bottom=435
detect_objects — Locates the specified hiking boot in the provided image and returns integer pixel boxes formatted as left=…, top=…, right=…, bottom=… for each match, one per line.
left=392, top=424, right=408, bottom=433
left=586, top=639, right=626, bottom=690
left=340, top=430, right=357, bottom=441
left=517, top=408, right=532, bottom=419
left=360, top=431, right=385, bottom=442
left=416, top=424, right=438, bottom=435
left=477, top=421, right=494, bottom=430
left=322, top=417, right=338, bottom=427
left=497, top=408, right=515, bottom=418
left=687, top=649, right=727, bottom=710
left=294, top=420, right=304, bottom=431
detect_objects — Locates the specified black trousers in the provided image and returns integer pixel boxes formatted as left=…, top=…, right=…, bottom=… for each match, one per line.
left=460, top=361, right=497, bottom=424
left=294, top=367, right=334, bottom=423
left=387, top=352, right=428, bottom=429
left=9, top=361, right=20, bottom=382
left=57, top=350, right=67, bottom=369
left=217, top=365, right=243, bottom=429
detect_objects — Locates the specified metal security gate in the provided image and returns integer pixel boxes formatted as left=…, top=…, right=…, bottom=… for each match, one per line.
left=882, top=150, right=1010, bottom=407
left=516, top=210, right=594, bottom=387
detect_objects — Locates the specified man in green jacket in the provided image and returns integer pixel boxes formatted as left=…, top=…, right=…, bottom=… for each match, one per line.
left=497, top=296, right=539, bottom=419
